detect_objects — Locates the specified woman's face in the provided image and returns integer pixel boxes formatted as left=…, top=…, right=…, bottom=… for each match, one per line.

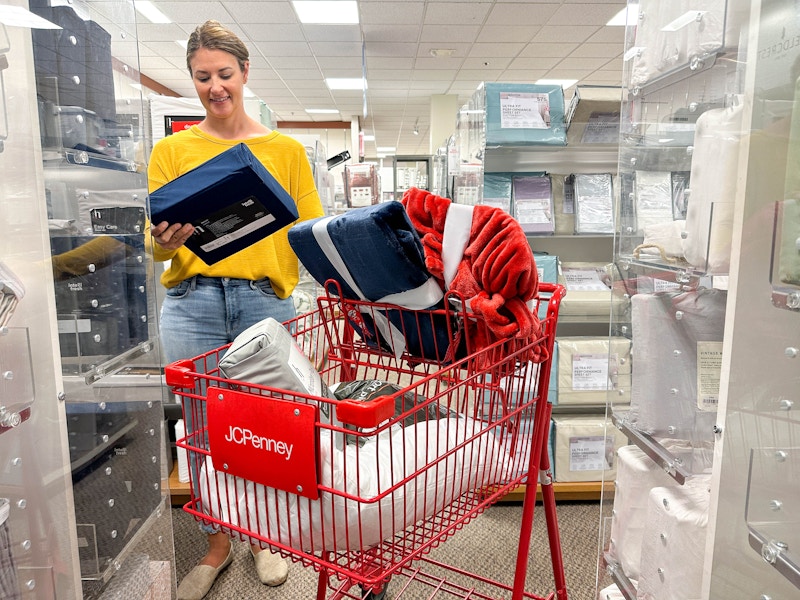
left=189, top=47, right=249, bottom=120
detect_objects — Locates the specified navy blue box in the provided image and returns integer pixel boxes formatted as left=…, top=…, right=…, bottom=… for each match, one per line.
left=148, top=143, right=299, bottom=264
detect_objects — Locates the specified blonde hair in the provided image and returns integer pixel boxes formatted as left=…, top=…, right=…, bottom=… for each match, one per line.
left=186, top=20, right=249, bottom=74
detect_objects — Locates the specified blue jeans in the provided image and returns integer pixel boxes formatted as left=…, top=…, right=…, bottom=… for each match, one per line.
left=161, top=275, right=296, bottom=533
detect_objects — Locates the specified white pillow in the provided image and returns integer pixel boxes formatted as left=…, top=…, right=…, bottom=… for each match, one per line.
left=199, top=415, right=512, bottom=552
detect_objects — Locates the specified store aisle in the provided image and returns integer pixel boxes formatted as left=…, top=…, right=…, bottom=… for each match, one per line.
left=171, top=501, right=601, bottom=599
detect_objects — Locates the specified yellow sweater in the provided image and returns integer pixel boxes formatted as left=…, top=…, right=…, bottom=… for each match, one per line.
left=147, top=126, right=324, bottom=298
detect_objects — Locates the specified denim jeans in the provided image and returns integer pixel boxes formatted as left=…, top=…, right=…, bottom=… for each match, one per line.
left=160, top=275, right=296, bottom=533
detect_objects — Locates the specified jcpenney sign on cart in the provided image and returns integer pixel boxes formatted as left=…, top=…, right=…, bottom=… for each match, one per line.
left=207, top=386, right=319, bottom=499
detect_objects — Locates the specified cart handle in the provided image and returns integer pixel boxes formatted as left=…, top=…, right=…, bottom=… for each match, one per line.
left=335, top=394, right=397, bottom=429
left=165, top=359, right=198, bottom=388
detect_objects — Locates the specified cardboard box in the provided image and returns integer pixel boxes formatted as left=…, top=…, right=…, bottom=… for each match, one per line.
left=148, top=143, right=299, bottom=264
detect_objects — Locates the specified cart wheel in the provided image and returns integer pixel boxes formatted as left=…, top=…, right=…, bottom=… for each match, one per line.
left=360, top=583, right=388, bottom=600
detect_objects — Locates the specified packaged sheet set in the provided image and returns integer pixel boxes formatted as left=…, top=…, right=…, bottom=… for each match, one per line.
left=629, top=289, right=727, bottom=443
left=480, top=82, right=567, bottom=147
left=637, top=478, right=712, bottom=600
left=148, top=143, right=299, bottom=264
left=556, top=336, right=632, bottom=406
left=552, top=415, right=628, bottom=482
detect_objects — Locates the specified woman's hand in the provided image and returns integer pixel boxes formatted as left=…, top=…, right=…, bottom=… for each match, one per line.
left=151, top=221, right=195, bottom=251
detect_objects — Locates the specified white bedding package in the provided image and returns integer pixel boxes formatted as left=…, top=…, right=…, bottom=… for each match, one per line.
left=556, top=336, right=632, bottom=406
left=558, top=262, right=629, bottom=320
left=198, top=415, right=512, bottom=553
left=681, top=101, right=745, bottom=274
left=551, top=415, right=628, bottom=482
left=629, top=0, right=730, bottom=89
left=629, top=289, right=727, bottom=443
left=637, top=476, right=712, bottom=600
left=217, top=317, right=343, bottom=441
left=608, top=445, right=680, bottom=581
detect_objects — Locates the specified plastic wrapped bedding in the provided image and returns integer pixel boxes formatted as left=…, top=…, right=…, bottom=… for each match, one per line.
left=681, top=101, right=744, bottom=274
left=630, top=0, right=730, bottom=89
left=551, top=415, right=628, bottom=482
left=557, top=263, right=629, bottom=319
left=629, top=289, right=727, bottom=443
left=198, top=415, right=512, bottom=552
left=76, top=188, right=146, bottom=236
left=608, top=445, right=680, bottom=581
left=634, top=171, right=674, bottom=233
left=512, top=174, right=555, bottom=235
left=556, top=336, right=632, bottom=406
left=574, top=173, right=614, bottom=234
left=637, top=477, right=712, bottom=600
left=218, top=317, right=342, bottom=442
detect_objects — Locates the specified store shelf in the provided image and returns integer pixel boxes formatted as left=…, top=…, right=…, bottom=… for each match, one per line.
left=501, top=481, right=613, bottom=503
left=168, top=462, right=191, bottom=506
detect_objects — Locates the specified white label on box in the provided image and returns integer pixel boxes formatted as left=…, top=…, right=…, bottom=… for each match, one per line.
left=58, top=318, right=92, bottom=334
left=580, top=112, right=621, bottom=144
left=569, top=435, right=611, bottom=471
left=349, top=186, right=373, bottom=206
left=562, top=268, right=609, bottom=291
left=499, top=92, right=549, bottom=129
left=572, top=353, right=611, bottom=390
left=653, top=278, right=681, bottom=292
left=515, top=199, right=551, bottom=223
left=697, top=341, right=723, bottom=411
left=456, top=186, right=480, bottom=205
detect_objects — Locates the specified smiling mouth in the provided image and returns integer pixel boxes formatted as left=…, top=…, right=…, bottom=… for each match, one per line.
left=210, top=96, right=230, bottom=103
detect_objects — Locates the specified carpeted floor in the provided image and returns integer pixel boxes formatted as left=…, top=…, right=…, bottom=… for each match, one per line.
left=172, top=500, right=605, bottom=600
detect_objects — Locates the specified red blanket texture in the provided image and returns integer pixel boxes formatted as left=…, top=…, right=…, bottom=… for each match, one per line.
left=401, top=187, right=545, bottom=362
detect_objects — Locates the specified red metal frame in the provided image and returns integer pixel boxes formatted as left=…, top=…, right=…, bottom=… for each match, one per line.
left=166, top=283, right=567, bottom=600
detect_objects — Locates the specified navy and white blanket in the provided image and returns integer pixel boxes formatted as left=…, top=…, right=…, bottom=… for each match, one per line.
left=288, top=202, right=460, bottom=362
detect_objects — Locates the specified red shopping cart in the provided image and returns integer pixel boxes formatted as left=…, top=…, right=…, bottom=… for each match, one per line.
left=166, top=282, right=567, bottom=600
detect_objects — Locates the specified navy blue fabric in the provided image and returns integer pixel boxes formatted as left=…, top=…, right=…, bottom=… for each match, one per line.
left=289, top=202, right=429, bottom=299
left=288, top=203, right=462, bottom=363
left=148, top=143, right=299, bottom=264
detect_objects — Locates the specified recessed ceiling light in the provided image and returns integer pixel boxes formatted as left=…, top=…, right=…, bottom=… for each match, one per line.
left=134, top=0, right=171, bottom=24
left=536, top=79, right=578, bottom=89
left=430, top=48, right=455, bottom=58
left=293, top=1, right=358, bottom=24
left=607, top=6, right=638, bottom=27
left=376, top=146, right=396, bottom=153
left=305, top=108, right=340, bottom=114
left=362, top=134, right=375, bottom=142
left=326, top=77, right=367, bottom=90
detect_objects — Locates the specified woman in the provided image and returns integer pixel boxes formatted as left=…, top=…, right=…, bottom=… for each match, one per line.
left=148, top=20, right=324, bottom=600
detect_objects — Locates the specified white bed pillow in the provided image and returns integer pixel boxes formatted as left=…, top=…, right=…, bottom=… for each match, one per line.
left=199, top=415, right=512, bottom=552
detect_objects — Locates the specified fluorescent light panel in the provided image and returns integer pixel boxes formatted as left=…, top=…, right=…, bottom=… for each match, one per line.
left=326, top=77, right=366, bottom=90
left=293, top=1, right=359, bottom=24
left=305, top=108, right=340, bottom=114
left=135, top=1, right=172, bottom=24
left=376, top=146, right=395, bottom=152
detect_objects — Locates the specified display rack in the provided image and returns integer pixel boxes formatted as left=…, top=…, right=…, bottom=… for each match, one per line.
left=445, top=83, right=625, bottom=501
left=599, top=1, right=800, bottom=598
left=0, top=1, right=176, bottom=598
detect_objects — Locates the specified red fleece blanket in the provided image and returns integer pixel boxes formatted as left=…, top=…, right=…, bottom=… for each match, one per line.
left=401, top=187, right=545, bottom=362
